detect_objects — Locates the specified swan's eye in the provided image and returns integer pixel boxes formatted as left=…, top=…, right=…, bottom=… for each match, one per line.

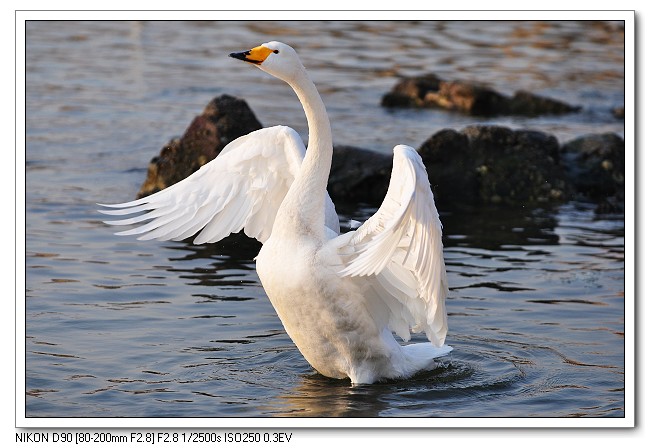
left=273, top=49, right=279, bottom=54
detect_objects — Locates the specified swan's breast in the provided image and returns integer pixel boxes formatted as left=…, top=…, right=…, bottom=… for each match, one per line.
left=256, top=236, right=389, bottom=378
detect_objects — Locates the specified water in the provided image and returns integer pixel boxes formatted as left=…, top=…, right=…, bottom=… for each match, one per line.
left=24, top=20, right=625, bottom=420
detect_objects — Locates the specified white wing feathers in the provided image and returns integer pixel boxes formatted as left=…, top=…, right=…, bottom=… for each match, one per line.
left=99, top=126, right=339, bottom=244
left=336, top=145, right=448, bottom=346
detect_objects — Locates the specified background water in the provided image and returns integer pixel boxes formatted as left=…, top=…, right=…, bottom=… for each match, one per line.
left=24, top=20, right=626, bottom=420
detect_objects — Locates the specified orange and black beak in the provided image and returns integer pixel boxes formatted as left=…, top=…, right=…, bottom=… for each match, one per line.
left=229, top=45, right=276, bottom=65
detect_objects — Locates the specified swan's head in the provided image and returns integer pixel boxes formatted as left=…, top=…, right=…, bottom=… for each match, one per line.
left=229, top=41, right=305, bottom=83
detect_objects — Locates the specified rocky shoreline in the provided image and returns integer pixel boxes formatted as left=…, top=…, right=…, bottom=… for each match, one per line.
left=135, top=93, right=624, bottom=213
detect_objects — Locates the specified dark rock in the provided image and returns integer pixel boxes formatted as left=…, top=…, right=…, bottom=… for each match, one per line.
left=417, top=129, right=477, bottom=204
left=509, top=90, right=581, bottom=116
left=561, top=133, right=624, bottom=210
left=382, top=74, right=580, bottom=116
left=328, top=145, right=393, bottom=206
left=419, top=125, right=568, bottom=206
left=137, top=94, right=263, bottom=198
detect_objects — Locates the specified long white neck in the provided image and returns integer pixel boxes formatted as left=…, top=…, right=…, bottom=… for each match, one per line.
left=276, top=70, right=332, bottom=240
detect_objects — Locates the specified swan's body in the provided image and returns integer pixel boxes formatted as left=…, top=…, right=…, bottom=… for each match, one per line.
left=100, top=42, right=451, bottom=384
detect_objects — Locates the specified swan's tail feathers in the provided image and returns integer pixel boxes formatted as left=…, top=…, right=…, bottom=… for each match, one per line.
left=402, top=342, right=453, bottom=377
left=395, top=343, right=452, bottom=379
left=402, top=342, right=453, bottom=360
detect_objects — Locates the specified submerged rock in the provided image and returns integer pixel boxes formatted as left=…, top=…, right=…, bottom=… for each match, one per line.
left=137, top=94, right=262, bottom=198
left=560, top=133, right=624, bottom=212
left=419, top=125, right=568, bottom=206
left=382, top=74, right=580, bottom=116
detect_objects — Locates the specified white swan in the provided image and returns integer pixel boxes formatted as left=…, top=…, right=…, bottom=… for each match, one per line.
left=99, top=41, right=451, bottom=384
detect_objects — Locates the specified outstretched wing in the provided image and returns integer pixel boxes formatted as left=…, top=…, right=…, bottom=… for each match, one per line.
left=334, top=145, right=448, bottom=346
left=99, top=125, right=339, bottom=244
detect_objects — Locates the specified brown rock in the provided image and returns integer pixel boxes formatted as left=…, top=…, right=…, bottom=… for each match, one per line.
left=423, top=80, right=510, bottom=115
left=137, top=95, right=263, bottom=198
left=382, top=74, right=580, bottom=116
left=380, top=74, right=442, bottom=108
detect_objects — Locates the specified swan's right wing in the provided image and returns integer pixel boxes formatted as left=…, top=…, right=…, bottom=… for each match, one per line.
left=333, top=145, right=448, bottom=347
left=99, top=126, right=337, bottom=244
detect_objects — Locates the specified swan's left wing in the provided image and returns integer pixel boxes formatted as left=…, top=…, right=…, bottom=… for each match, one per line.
left=334, top=145, right=448, bottom=346
left=99, top=125, right=338, bottom=244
